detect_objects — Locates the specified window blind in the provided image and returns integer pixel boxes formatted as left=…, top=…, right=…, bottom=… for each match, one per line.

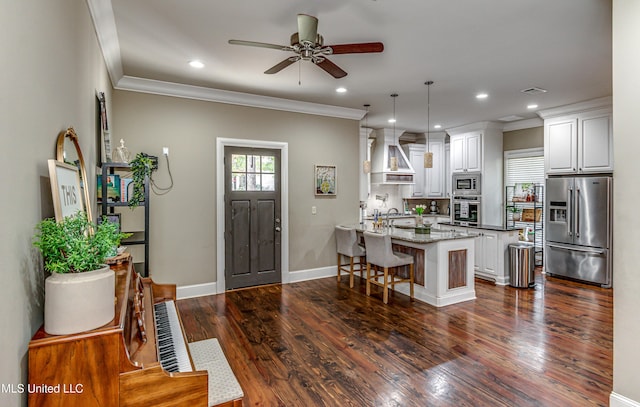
left=504, top=151, right=544, bottom=187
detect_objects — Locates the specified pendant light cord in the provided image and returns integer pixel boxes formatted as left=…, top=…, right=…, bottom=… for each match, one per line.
left=426, top=81, right=433, bottom=151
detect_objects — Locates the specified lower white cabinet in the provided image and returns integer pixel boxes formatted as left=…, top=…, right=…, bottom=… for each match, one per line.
left=441, top=226, right=519, bottom=285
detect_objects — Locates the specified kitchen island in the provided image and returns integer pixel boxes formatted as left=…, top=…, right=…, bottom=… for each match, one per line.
left=438, top=223, right=521, bottom=285
left=345, top=223, right=476, bottom=307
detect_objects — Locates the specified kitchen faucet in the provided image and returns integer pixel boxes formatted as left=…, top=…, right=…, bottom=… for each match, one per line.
left=386, top=208, right=399, bottom=227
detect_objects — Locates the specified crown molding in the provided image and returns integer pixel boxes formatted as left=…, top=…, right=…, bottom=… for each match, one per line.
left=537, top=96, right=612, bottom=119
left=115, top=76, right=366, bottom=120
left=86, top=0, right=123, bottom=86
left=446, top=121, right=504, bottom=136
left=88, top=1, right=365, bottom=121
left=502, top=117, right=544, bottom=132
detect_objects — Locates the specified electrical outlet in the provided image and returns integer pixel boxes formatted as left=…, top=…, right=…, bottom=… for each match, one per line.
left=162, top=147, right=169, bottom=156
left=311, top=206, right=317, bottom=215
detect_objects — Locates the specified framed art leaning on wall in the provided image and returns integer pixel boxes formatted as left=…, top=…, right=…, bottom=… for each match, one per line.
left=315, top=164, right=337, bottom=196
left=48, top=159, right=84, bottom=221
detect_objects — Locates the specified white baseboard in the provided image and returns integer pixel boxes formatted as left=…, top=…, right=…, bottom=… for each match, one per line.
left=177, top=282, right=217, bottom=300
left=611, top=392, right=640, bottom=407
left=288, top=266, right=336, bottom=283
left=176, top=267, right=336, bottom=300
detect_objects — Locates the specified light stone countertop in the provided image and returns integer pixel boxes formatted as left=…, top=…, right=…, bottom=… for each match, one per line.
left=344, top=223, right=473, bottom=245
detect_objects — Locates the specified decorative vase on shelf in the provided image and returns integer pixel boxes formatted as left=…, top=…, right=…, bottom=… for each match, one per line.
left=416, top=215, right=423, bottom=226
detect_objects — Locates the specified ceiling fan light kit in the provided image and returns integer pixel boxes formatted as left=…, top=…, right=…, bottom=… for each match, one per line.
left=228, top=14, right=383, bottom=79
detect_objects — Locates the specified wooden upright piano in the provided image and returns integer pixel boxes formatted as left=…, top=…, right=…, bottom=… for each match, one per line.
left=28, top=262, right=240, bottom=407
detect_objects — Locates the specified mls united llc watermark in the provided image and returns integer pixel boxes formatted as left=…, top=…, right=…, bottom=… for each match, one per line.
left=1, top=383, right=83, bottom=394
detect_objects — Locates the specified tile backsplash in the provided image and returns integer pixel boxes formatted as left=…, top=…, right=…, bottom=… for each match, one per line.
left=365, top=184, right=450, bottom=216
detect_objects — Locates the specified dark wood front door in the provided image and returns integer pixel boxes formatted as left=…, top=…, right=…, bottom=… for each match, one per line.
left=224, top=147, right=281, bottom=289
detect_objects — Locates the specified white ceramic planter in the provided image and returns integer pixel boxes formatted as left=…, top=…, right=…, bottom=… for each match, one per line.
left=44, top=265, right=115, bottom=335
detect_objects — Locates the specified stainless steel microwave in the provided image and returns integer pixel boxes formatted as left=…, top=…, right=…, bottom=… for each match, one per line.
left=452, top=173, right=481, bottom=196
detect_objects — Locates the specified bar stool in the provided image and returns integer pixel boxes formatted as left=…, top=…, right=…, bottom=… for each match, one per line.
left=335, top=226, right=366, bottom=288
left=363, top=231, right=414, bottom=304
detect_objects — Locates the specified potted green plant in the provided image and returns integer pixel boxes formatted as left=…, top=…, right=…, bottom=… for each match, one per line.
left=128, top=152, right=154, bottom=208
left=508, top=206, right=522, bottom=221
left=33, top=211, right=131, bottom=335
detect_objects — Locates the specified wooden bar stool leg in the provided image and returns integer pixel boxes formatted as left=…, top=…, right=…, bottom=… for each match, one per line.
left=410, top=264, right=414, bottom=300
left=337, top=253, right=342, bottom=283
left=349, top=257, right=355, bottom=288
left=383, top=267, right=389, bottom=304
left=366, top=263, right=371, bottom=296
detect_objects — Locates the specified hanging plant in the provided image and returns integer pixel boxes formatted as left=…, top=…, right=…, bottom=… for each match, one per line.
left=128, top=153, right=154, bottom=209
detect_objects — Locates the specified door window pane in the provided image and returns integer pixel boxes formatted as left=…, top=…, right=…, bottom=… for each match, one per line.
left=261, top=156, right=275, bottom=173
left=231, top=154, right=276, bottom=191
left=247, top=174, right=260, bottom=191
left=231, top=154, right=246, bottom=172
left=232, top=173, right=246, bottom=191
left=261, top=174, right=275, bottom=191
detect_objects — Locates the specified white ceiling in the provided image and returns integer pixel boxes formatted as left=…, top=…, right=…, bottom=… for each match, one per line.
left=99, top=0, right=612, bottom=133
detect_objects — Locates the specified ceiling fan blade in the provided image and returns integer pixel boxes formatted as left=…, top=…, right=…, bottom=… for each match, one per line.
left=228, top=39, right=289, bottom=51
left=328, top=42, right=384, bottom=54
left=297, top=14, right=318, bottom=44
left=315, top=58, right=347, bottom=78
left=264, top=58, right=297, bottom=74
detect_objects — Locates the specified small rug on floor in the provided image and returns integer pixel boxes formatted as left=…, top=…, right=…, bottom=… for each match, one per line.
left=189, top=338, right=244, bottom=406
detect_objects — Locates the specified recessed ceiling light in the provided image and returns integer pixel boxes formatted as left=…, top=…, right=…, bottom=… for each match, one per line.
left=388, top=118, right=396, bottom=123
left=189, top=60, right=204, bottom=69
left=476, top=93, right=488, bottom=99
left=434, top=124, right=442, bottom=129
left=527, top=104, right=538, bottom=109
left=335, top=87, right=347, bottom=93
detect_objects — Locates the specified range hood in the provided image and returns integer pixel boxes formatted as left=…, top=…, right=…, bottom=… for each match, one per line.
left=370, top=128, right=415, bottom=184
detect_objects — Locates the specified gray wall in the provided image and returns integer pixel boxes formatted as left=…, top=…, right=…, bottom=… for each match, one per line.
left=112, top=90, right=360, bottom=286
left=0, top=0, right=111, bottom=405
left=503, top=126, right=544, bottom=151
left=612, top=0, right=640, bottom=403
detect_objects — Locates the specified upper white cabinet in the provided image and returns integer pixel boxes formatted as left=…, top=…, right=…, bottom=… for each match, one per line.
left=426, top=134, right=446, bottom=197
left=404, top=133, right=446, bottom=198
left=450, top=132, right=482, bottom=173
left=447, top=122, right=503, bottom=226
left=541, top=98, right=613, bottom=175
left=407, top=144, right=425, bottom=197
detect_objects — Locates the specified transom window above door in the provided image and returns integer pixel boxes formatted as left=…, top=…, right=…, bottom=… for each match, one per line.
left=231, top=154, right=275, bottom=191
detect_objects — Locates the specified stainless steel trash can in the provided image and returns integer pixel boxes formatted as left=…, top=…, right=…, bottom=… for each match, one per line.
left=509, top=243, right=535, bottom=288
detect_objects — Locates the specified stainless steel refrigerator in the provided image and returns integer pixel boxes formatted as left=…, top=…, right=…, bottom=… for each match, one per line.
left=545, top=176, right=612, bottom=287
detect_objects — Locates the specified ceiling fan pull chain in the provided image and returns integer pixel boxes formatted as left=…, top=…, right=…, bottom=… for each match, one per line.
left=298, top=60, right=302, bottom=86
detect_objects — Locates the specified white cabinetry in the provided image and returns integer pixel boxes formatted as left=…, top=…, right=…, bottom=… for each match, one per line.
left=440, top=225, right=519, bottom=285
left=404, top=133, right=446, bottom=198
left=407, top=144, right=425, bottom=197
left=450, top=132, right=481, bottom=173
left=447, top=122, right=503, bottom=226
left=425, top=134, right=445, bottom=197
left=541, top=98, right=613, bottom=175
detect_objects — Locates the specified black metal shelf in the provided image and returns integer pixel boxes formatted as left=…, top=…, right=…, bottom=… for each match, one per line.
left=505, top=184, right=544, bottom=266
left=100, top=164, right=150, bottom=276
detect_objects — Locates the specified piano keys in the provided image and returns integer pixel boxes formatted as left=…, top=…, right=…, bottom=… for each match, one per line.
left=28, top=261, right=240, bottom=407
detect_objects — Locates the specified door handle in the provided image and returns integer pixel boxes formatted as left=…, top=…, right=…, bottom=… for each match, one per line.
left=275, top=226, right=281, bottom=232
left=575, top=187, right=580, bottom=238
left=567, top=187, right=573, bottom=237
left=547, top=243, right=605, bottom=255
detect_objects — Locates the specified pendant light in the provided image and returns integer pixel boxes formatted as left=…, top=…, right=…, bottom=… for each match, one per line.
left=362, top=104, right=371, bottom=174
left=390, top=93, right=399, bottom=171
left=424, top=81, right=434, bottom=168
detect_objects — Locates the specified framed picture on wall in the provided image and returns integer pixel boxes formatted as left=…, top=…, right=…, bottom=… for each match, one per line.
left=48, top=159, right=85, bottom=221
left=315, top=164, right=337, bottom=196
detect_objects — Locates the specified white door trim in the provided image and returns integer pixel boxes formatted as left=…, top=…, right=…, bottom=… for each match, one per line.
left=216, top=137, right=290, bottom=293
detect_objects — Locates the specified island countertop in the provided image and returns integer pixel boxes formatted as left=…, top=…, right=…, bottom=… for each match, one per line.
left=345, top=223, right=473, bottom=245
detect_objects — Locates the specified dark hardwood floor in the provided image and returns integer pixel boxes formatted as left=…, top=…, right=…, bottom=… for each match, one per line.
left=178, top=270, right=612, bottom=406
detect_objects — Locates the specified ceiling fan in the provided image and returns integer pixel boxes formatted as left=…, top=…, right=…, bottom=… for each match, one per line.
left=228, top=14, right=384, bottom=78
